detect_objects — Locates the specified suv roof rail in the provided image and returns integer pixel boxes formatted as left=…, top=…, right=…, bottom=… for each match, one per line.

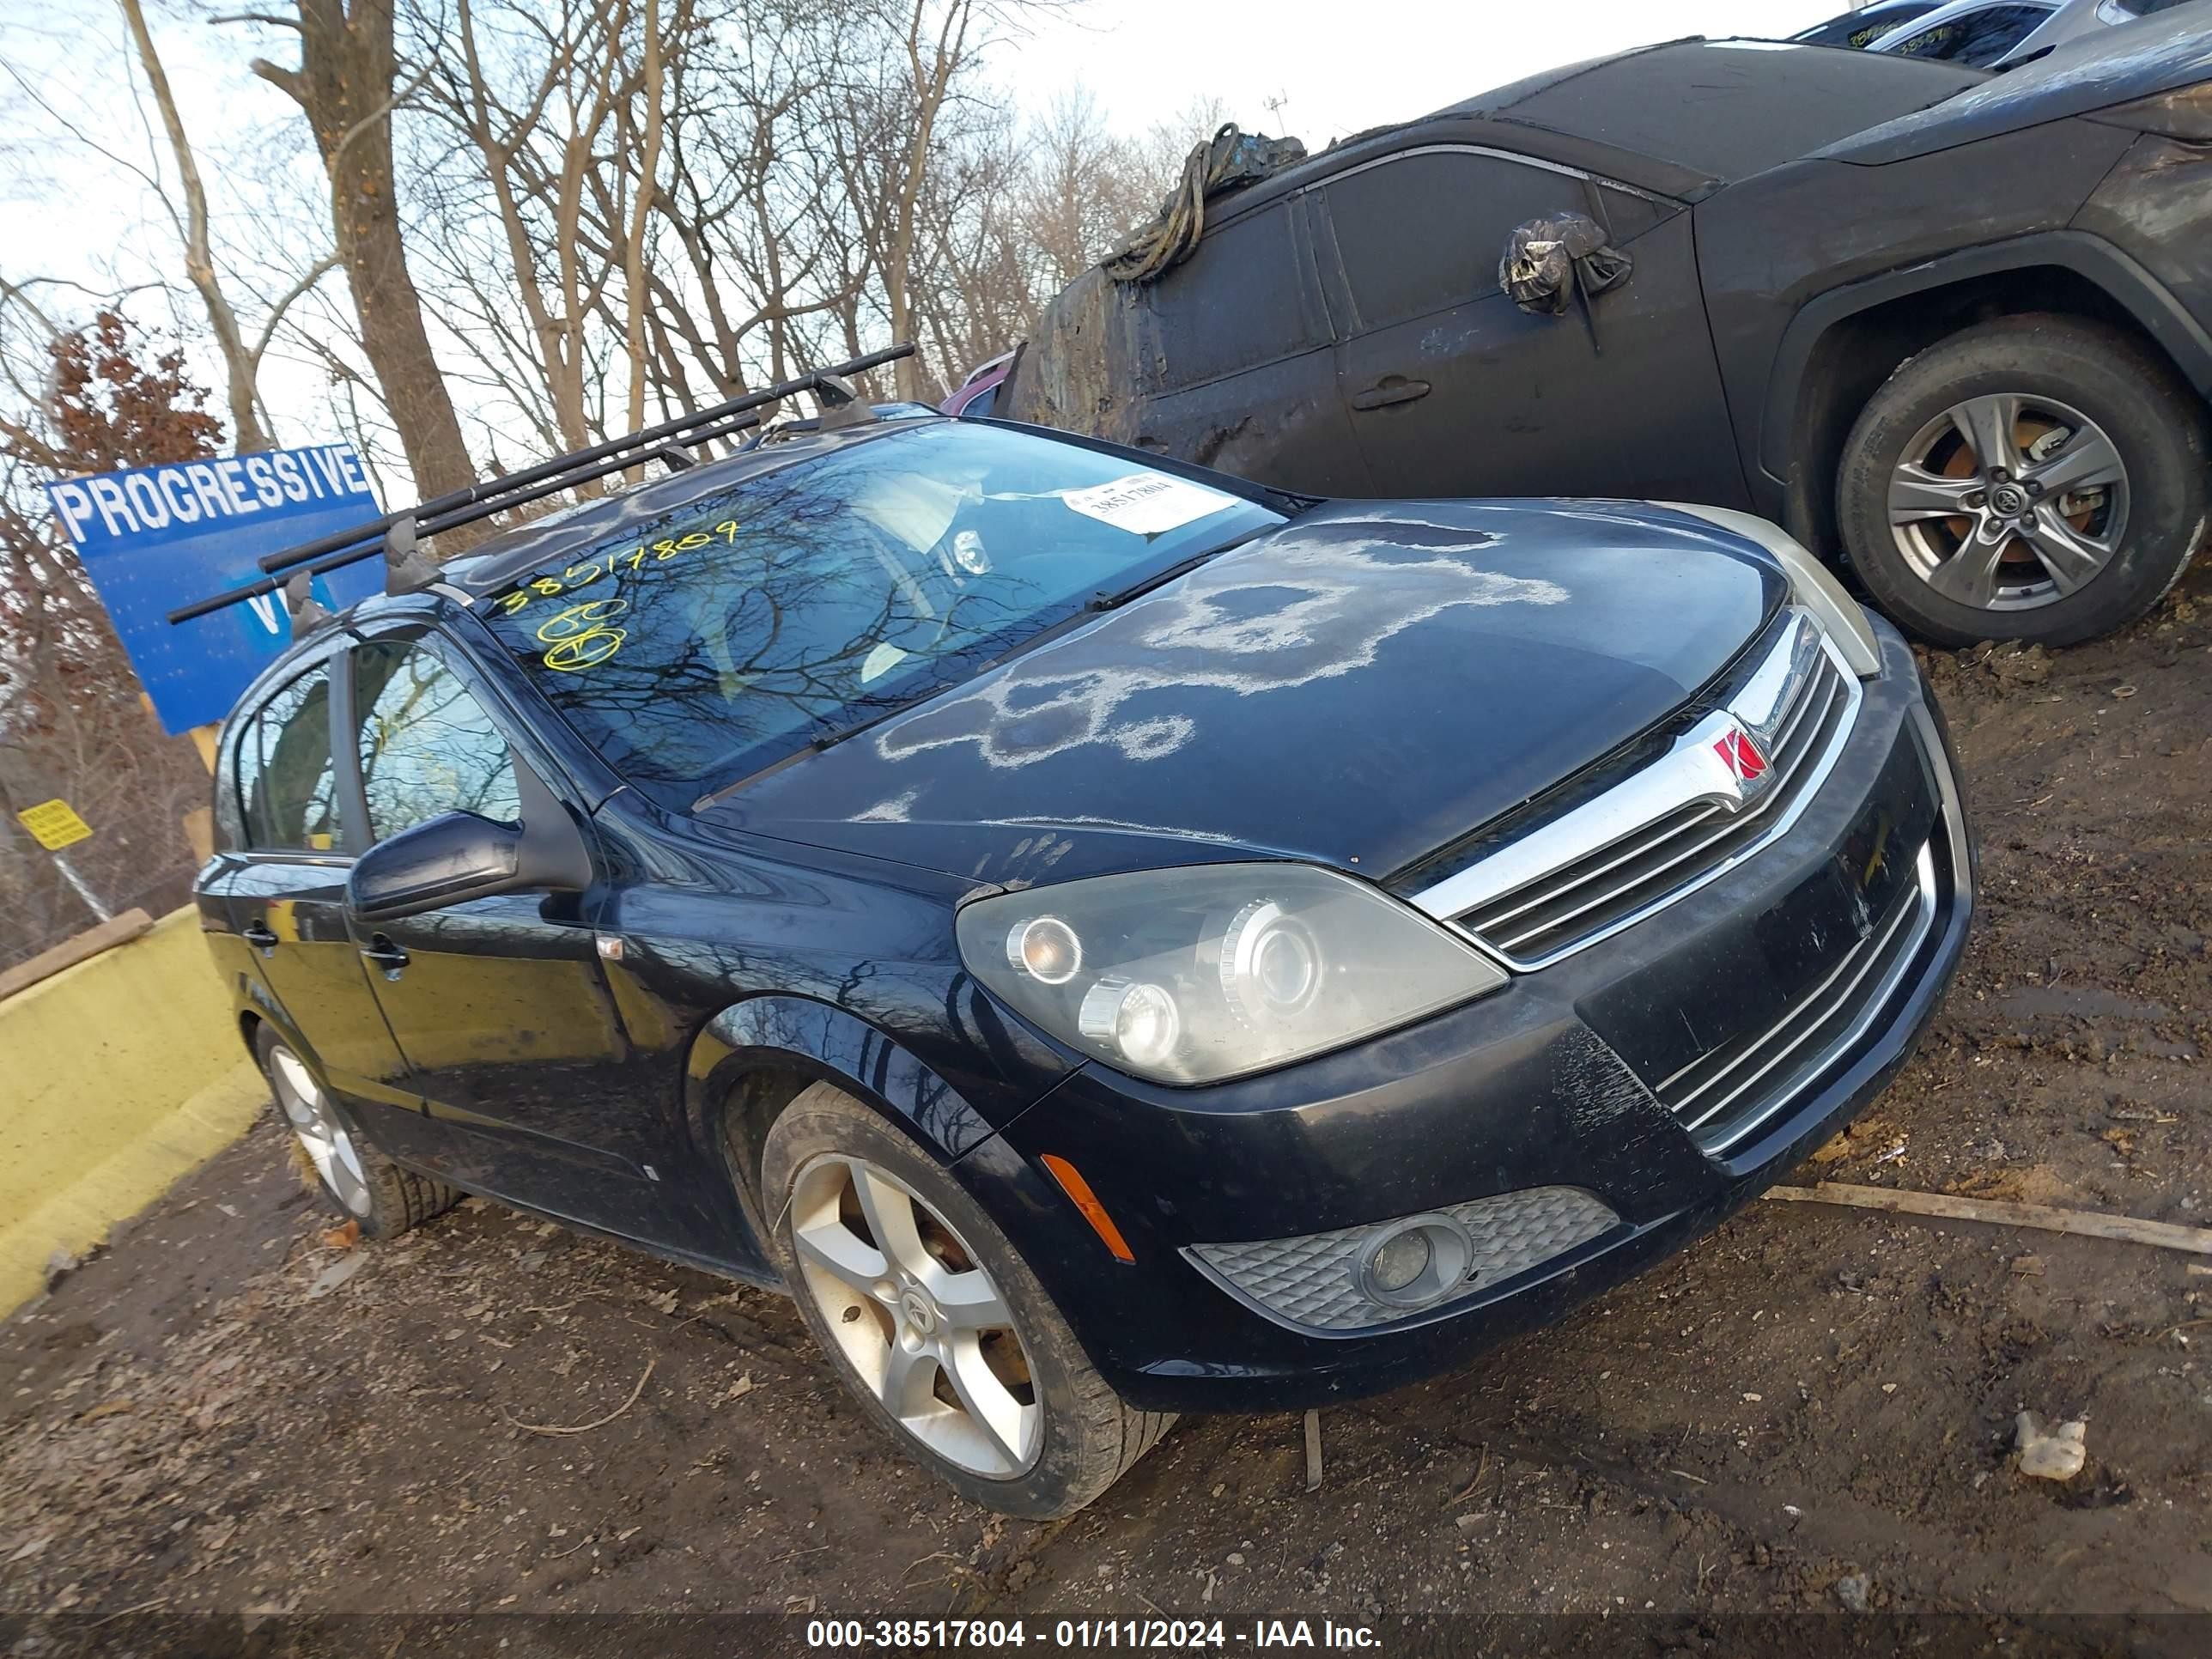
left=165, top=343, right=916, bottom=627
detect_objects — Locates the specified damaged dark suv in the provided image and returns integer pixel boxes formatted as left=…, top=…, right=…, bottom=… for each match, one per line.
left=1003, top=18, right=2212, bottom=649
left=194, top=408, right=1972, bottom=1517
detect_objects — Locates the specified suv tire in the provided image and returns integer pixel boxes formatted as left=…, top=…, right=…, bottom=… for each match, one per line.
left=761, top=1084, right=1173, bottom=1518
left=1836, top=313, right=2209, bottom=648
left=256, top=1024, right=460, bottom=1239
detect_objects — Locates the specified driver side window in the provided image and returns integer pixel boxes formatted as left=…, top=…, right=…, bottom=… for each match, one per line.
left=354, top=642, right=522, bottom=842
left=1321, top=151, right=1637, bottom=335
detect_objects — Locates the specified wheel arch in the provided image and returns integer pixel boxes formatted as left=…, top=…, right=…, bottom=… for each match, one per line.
left=235, top=972, right=311, bottom=1068
left=684, top=995, right=1014, bottom=1235
left=1761, top=232, right=2212, bottom=564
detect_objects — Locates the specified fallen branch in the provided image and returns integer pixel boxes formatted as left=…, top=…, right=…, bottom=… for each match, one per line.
left=1444, top=1447, right=1492, bottom=1509
left=1765, top=1182, right=2212, bottom=1256
left=501, top=1358, right=654, bottom=1436
left=87, top=1597, right=169, bottom=1629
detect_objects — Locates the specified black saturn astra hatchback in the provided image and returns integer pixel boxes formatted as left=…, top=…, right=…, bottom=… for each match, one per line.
left=186, top=379, right=1972, bottom=1516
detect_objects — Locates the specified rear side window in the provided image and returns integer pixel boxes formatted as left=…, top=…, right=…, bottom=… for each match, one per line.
left=354, top=642, right=521, bottom=842
left=1887, top=5, right=2053, bottom=64
left=1322, top=151, right=1586, bottom=334
left=1143, top=202, right=1324, bottom=388
left=238, top=666, right=341, bottom=853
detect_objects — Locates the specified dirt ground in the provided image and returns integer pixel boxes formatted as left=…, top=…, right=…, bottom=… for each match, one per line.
left=4, top=570, right=2211, bottom=1652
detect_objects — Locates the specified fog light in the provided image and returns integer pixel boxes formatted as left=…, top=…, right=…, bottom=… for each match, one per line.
left=1367, top=1229, right=1431, bottom=1294
left=1353, top=1215, right=1474, bottom=1310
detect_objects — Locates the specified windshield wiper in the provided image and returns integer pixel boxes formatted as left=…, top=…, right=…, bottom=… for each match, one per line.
left=690, top=692, right=942, bottom=811
left=1085, top=546, right=1225, bottom=611
left=973, top=526, right=1269, bottom=676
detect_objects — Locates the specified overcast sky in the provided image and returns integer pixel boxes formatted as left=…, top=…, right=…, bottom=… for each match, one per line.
left=1, top=0, right=1842, bottom=471
left=1001, top=0, right=1841, bottom=143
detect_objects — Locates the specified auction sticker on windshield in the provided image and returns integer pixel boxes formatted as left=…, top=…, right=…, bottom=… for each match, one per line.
left=1061, top=472, right=1235, bottom=536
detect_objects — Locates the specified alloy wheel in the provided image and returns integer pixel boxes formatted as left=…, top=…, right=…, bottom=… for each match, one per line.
left=787, top=1153, right=1040, bottom=1477
left=270, top=1044, right=372, bottom=1218
left=1885, top=392, right=2129, bottom=613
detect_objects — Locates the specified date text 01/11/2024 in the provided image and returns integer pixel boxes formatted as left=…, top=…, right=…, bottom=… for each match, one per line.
left=804, top=1620, right=1382, bottom=1650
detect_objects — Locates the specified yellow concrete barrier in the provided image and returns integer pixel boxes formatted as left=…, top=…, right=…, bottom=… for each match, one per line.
left=0, top=907, right=266, bottom=1316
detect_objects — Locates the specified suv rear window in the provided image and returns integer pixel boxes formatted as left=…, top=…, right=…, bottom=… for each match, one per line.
left=1141, top=204, right=1325, bottom=389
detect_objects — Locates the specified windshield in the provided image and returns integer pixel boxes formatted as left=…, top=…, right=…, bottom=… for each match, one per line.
left=478, top=421, right=1284, bottom=802
left=1791, top=2, right=1937, bottom=45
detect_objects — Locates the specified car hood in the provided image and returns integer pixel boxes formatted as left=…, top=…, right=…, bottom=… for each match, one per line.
left=702, top=500, right=1783, bottom=890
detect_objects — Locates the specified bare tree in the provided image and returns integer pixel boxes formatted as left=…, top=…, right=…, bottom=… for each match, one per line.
left=0, top=307, right=222, bottom=965
left=876, top=0, right=978, bottom=400
left=117, top=0, right=274, bottom=451
left=621, top=0, right=664, bottom=435
left=247, top=1, right=478, bottom=498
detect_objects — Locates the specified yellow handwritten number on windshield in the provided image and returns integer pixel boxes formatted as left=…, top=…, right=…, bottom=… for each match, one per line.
left=537, top=599, right=629, bottom=672
left=493, top=519, right=739, bottom=617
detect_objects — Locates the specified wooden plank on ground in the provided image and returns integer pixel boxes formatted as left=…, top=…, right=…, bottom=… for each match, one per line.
left=1766, top=1180, right=2212, bottom=1256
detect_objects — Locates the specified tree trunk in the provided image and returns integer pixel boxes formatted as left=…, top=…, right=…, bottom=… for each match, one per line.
left=624, top=0, right=665, bottom=436
left=256, top=0, right=476, bottom=501
left=885, top=0, right=972, bottom=402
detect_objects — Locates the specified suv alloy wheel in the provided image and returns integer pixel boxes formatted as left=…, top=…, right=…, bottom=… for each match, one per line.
left=1837, top=313, right=2211, bottom=647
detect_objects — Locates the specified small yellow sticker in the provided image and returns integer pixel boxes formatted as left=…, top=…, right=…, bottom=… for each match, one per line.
left=17, top=798, right=92, bottom=851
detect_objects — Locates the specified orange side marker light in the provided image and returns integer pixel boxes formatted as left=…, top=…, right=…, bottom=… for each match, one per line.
left=1039, top=1153, right=1135, bottom=1264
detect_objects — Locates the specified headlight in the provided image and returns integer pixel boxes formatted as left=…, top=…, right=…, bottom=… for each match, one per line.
left=1657, top=502, right=1881, bottom=678
left=957, top=863, right=1509, bottom=1085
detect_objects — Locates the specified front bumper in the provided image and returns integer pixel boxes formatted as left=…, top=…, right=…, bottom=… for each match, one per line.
left=978, top=618, right=1972, bottom=1413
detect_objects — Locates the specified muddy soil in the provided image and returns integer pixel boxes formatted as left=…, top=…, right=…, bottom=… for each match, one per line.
left=3, top=574, right=2209, bottom=1650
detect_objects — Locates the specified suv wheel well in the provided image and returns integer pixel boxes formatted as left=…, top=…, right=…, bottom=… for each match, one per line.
left=1788, top=267, right=2185, bottom=568
left=238, top=1009, right=263, bottom=1058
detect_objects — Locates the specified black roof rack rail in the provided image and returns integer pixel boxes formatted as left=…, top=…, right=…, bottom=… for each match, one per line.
left=166, top=343, right=915, bottom=627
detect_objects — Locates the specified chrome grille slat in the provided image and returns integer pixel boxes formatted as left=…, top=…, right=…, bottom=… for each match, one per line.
left=1492, top=804, right=1764, bottom=949
left=1668, top=842, right=1940, bottom=1157
left=1674, top=876, right=1920, bottom=1125
left=1486, top=674, right=1850, bottom=951
left=1765, top=647, right=1831, bottom=755
left=1471, top=801, right=1720, bottom=938
left=1434, top=616, right=1861, bottom=968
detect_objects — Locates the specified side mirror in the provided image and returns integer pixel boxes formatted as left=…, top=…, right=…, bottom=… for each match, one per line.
left=345, top=761, right=592, bottom=923
left=1499, top=212, right=1632, bottom=318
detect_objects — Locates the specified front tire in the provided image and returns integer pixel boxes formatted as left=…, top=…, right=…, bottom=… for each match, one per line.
left=255, top=1024, right=459, bottom=1240
left=761, top=1084, right=1173, bottom=1518
left=1835, top=313, right=2210, bottom=648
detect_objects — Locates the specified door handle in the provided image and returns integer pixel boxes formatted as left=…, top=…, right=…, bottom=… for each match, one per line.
left=241, top=921, right=279, bottom=957
left=360, top=938, right=410, bottom=981
left=1350, top=377, right=1431, bottom=411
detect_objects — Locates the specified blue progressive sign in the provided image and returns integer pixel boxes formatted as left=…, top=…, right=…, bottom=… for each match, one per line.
left=45, top=445, right=384, bottom=734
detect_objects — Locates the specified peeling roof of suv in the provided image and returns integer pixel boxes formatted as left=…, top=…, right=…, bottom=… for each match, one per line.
left=1191, top=37, right=1984, bottom=232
